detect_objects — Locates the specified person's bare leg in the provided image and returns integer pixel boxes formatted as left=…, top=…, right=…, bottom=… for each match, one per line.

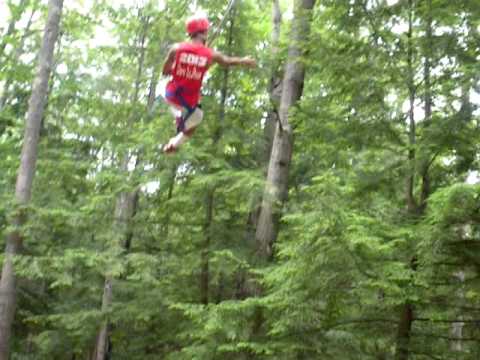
left=163, top=131, right=191, bottom=153
left=163, top=108, right=203, bottom=154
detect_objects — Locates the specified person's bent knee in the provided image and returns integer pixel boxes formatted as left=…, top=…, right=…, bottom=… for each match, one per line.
left=184, top=127, right=197, bottom=136
left=184, top=108, right=203, bottom=131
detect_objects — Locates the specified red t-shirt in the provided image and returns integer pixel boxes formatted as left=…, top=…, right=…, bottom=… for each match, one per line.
left=166, top=42, right=213, bottom=109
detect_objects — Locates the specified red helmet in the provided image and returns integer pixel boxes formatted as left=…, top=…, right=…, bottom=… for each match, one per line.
left=186, top=15, right=210, bottom=35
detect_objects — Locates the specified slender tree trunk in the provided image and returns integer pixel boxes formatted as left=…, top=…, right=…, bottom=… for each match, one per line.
left=395, top=303, right=414, bottom=360
left=248, top=2, right=315, bottom=354
left=419, top=0, right=432, bottom=211
left=255, top=0, right=316, bottom=260
left=245, top=0, right=283, bottom=245
left=0, top=0, right=30, bottom=61
left=0, top=1, right=63, bottom=358
left=162, top=166, right=176, bottom=239
left=423, top=0, right=432, bottom=125
left=448, top=82, right=473, bottom=353
left=396, top=2, right=416, bottom=359
left=0, top=7, right=35, bottom=138
left=213, top=12, right=233, bottom=143
left=147, top=67, right=159, bottom=110
left=93, top=188, right=138, bottom=360
left=450, top=271, right=465, bottom=352
left=265, top=0, right=283, bottom=163
left=215, top=271, right=225, bottom=304
left=200, top=189, right=215, bottom=305
left=94, top=13, right=150, bottom=359
left=94, top=278, right=113, bottom=360
left=405, top=0, right=416, bottom=215
left=395, top=1, right=436, bottom=358
left=41, top=29, right=63, bottom=131
left=199, top=8, right=236, bottom=305
left=0, top=7, right=36, bottom=111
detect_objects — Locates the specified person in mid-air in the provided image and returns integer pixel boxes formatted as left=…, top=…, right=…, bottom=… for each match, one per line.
left=160, top=13, right=256, bottom=154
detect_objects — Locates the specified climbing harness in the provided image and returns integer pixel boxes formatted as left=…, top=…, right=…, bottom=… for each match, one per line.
left=165, top=87, right=197, bottom=133
left=159, top=0, right=240, bottom=153
left=161, top=0, right=239, bottom=123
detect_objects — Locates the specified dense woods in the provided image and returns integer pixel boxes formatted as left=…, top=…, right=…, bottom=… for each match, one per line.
left=0, top=0, right=479, bottom=359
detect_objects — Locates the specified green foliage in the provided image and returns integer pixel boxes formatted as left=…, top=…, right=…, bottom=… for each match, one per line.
left=1, top=0, right=479, bottom=359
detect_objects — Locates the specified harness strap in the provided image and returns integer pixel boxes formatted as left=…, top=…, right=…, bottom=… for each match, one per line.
left=165, top=87, right=197, bottom=133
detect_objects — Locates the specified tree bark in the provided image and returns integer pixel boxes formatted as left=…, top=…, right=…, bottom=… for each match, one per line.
left=249, top=2, right=315, bottom=353
left=162, top=167, right=176, bottom=239
left=93, top=188, right=138, bottom=360
left=200, top=189, right=215, bottom=305
left=265, top=0, right=283, bottom=162
left=0, top=1, right=63, bottom=358
left=94, top=278, right=113, bottom=360
left=0, top=6, right=36, bottom=111
left=200, top=9, right=236, bottom=305
left=245, top=0, right=283, bottom=246
left=419, top=0, right=432, bottom=211
left=94, top=12, right=150, bottom=359
left=405, top=0, right=416, bottom=215
left=396, top=2, right=416, bottom=359
left=0, top=0, right=30, bottom=61
left=450, top=271, right=465, bottom=352
left=255, top=0, right=316, bottom=260
left=395, top=302, right=414, bottom=360
left=396, top=1, right=433, bottom=358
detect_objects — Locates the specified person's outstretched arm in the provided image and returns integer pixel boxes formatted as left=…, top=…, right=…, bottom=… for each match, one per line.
left=211, top=51, right=256, bottom=68
left=162, top=44, right=178, bottom=76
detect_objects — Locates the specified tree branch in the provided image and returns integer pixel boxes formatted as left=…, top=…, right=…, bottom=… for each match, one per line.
left=413, top=332, right=480, bottom=342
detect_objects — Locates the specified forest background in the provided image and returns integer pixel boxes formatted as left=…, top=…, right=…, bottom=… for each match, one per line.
left=0, top=0, right=480, bottom=359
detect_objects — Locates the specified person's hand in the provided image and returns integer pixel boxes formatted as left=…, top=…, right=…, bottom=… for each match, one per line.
left=242, top=57, right=257, bottom=68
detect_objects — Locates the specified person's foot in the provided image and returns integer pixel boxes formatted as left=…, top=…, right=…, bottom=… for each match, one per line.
left=163, top=143, right=177, bottom=154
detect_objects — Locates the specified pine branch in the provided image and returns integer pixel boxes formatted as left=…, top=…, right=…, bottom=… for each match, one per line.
left=328, top=318, right=398, bottom=329
left=410, top=351, right=442, bottom=360
left=414, top=318, right=480, bottom=324
left=412, top=332, right=480, bottom=342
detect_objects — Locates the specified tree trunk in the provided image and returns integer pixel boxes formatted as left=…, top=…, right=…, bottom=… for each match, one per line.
left=396, top=2, right=416, bottom=359
left=94, top=13, right=149, bottom=359
left=162, top=167, right=176, bottom=239
left=199, top=7, right=236, bottom=305
left=93, top=188, right=138, bottom=360
left=395, top=303, right=414, bottom=360
left=450, top=271, right=465, bottom=352
left=0, top=1, right=63, bottom=358
left=419, top=0, right=432, bottom=211
left=249, top=2, right=315, bottom=354
left=245, top=0, right=283, bottom=245
left=404, top=0, right=416, bottom=215
left=396, top=1, right=433, bottom=357
left=0, top=6, right=36, bottom=111
left=94, top=278, right=113, bottom=360
left=200, top=189, right=215, bottom=305
left=0, top=0, right=30, bottom=61
left=215, top=271, right=225, bottom=304
left=255, top=0, right=316, bottom=260
left=265, top=0, right=283, bottom=163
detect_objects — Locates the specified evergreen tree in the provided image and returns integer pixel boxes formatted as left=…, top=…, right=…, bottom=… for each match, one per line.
left=0, top=0, right=478, bottom=358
